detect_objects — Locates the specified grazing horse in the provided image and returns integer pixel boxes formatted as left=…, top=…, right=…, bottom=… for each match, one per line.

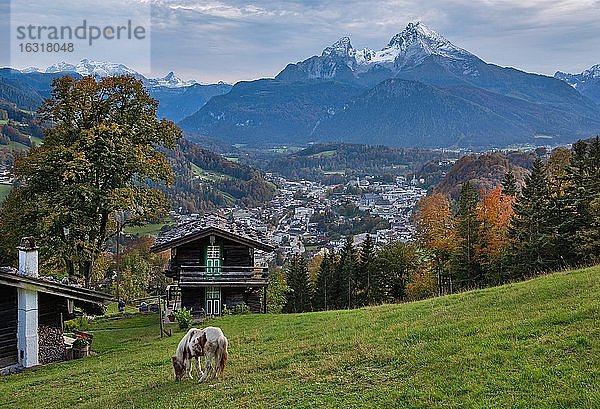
left=172, top=326, right=229, bottom=382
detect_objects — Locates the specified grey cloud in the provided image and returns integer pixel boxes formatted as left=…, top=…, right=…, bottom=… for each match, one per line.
left=1, top=0, right=599, bottom=82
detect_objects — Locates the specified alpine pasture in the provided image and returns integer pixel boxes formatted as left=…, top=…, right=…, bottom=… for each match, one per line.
left=1, top=266, right=598, bottom=408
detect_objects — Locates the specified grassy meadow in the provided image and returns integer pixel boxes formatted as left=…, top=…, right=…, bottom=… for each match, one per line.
left=0, top=266, right=599, bottom=408
left=0, top=184, right=12, bottom=202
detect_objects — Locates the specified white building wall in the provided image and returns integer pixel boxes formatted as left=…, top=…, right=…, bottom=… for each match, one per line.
left=16, top=240, right=39, bottom=368
left=17, top=289, right=38, bottom=368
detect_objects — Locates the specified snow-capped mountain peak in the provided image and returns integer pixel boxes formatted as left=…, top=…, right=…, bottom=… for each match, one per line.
left=21, top=66, right=42, bottom=73
left=277, top=22, right=479, bottom=82
left=36, top=59, right=198, bottom=88
left=387, top=22, right=440, bottom=47
left=323, top=37, right=354, bottom=57
left=380, top=22, right=473, bottom=67
left=582, top=64, right=600, bottom=78
left=353, top=22, right=475, bottom=72
left=554, top=63, right=600, bottom=104
left=45, top=59, right=140, bottom=78
left=149, top=71, right=198, bottom=88
left=555, top=63, right=600, bottom=94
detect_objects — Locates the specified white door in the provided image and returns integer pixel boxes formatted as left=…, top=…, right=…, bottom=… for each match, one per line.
left=206, top=245, right=221, bottom=276
left=205, top=287, right=221, bottom=316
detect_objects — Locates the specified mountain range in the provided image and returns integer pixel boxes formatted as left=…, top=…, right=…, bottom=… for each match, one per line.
left=275, top=22, right=477, bottom=86
left=24, top=59, right=199, bottom=88
left=555, top=65, right=600, bottom=106
left=181, top=22, right=600, bottom=148
left=0, top=60, right=233, bottom=122
left=2, top=25, right=600, bottom=149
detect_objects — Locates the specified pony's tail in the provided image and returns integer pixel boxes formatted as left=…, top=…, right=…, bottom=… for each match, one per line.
left=216, top=336, right=228, bottom=379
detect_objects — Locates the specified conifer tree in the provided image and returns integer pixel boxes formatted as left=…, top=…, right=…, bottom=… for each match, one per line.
left=356, top=234, right=376, bottom=306
left=283, top=254, right=313, bottom=313
left=502, top=171, right=518, bottom=196
left=508, top=158, right=556, bottom=278
left=313, top=252, right=335, bottom=311
left=453, top=181, right=482, bottom=288
left=336, top=236, right=357, bottom=309
left=374, top=241, right=417, bottom=302
left=546, top=147, right=576, bottom=267
left=560, top=137, right=600, bottom=265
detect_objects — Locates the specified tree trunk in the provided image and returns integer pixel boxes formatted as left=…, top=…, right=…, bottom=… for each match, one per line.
left=64, top=258, right=75, bottom=277
left=79, top=260, right=93, bottom=288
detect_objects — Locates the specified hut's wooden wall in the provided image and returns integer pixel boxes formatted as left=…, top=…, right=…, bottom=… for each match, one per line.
left=222, top=241, right=252, bottom=267
left=173, top=236, right=253, bottom=269
left=181, top=287, right=205, bottom=312
left=0, top=285, right=17, bottom=368
left=38, top=293, right=68, bottom=328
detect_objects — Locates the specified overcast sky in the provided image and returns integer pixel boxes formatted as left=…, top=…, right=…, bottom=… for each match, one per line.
left=2, top=0, right=600, bottom=83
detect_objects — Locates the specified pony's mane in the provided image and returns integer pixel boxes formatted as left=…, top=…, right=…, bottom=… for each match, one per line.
left=175, top=328, right=195, bottom=362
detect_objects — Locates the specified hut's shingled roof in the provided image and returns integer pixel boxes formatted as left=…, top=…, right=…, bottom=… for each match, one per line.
left=151, top=214, right=274, bottom=252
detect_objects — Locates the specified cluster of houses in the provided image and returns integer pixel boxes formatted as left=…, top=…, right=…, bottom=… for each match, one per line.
left=166, top=173, right=427, bottom=259
left=199, top=174, right=428, bottom=255
left=0, top=167, right=12, bottom=185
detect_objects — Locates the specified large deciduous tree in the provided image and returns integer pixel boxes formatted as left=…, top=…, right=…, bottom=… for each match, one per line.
left=475, top=185, right=515, bottom=284
left=0, top=75, right=181, bottom=286
left=413, top=193, right=456, bottom=294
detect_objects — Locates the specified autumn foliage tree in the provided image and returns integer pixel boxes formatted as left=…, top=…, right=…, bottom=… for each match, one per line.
left=0, top=75, right=181, bottom=287
left=475, top=185, right=515, bottom=284
left=413, top=193, right=456, bottom=293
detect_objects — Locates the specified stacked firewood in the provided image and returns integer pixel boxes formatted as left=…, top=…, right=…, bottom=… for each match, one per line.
left=38, top=325, right=65, bottom=364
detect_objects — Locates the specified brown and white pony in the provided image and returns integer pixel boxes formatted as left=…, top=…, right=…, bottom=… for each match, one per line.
left=172, top=326, right=228, bottom=382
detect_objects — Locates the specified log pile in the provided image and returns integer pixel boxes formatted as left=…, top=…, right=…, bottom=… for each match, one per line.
left=38, top=325, right=65, bottom=364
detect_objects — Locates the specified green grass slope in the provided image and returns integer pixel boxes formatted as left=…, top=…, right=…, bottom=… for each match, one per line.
left=1, top=266, right=599, bottom=408
left=0, top=184, right=12, bottom=202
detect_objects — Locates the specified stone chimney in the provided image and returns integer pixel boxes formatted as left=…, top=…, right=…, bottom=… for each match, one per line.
left=16, top=236, right=39, bottom=368
left=17, top=236, right=38, bottom=277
